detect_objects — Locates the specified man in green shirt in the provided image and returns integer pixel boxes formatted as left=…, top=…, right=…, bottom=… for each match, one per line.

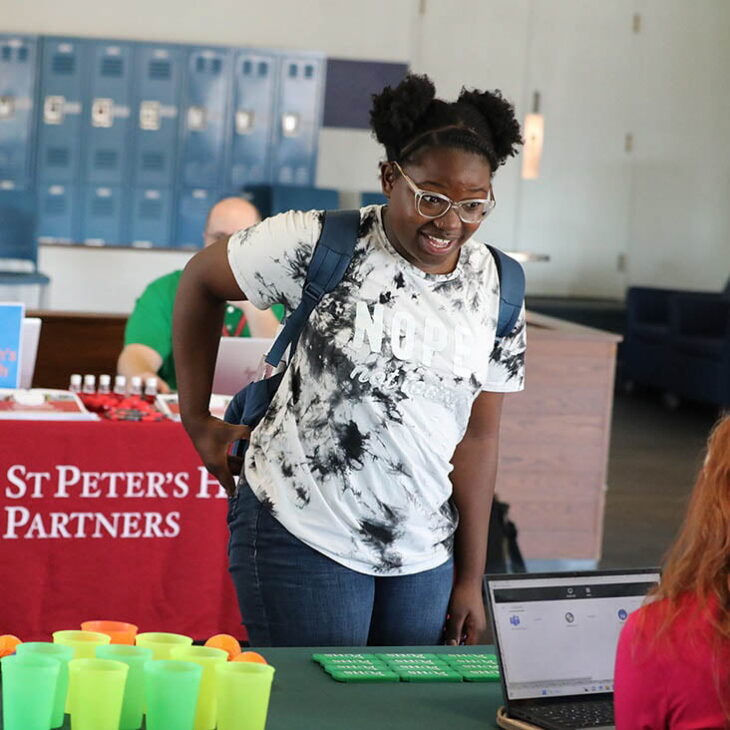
left=118, top=197, right=282, bottom=392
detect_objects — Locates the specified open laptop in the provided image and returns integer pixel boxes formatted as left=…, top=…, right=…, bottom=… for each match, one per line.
left=211, top=337, right=274, bottom=396
left=19, top=318, right=42, bottom=388
left=485, top=569, right=660, bottom=730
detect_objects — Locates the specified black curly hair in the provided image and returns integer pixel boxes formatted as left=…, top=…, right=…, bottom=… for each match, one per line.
left=370, top=73, right=523, bottom=173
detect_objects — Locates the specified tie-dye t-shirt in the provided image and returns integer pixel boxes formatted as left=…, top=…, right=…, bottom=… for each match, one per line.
left=227, top=205, right=526, bottom=576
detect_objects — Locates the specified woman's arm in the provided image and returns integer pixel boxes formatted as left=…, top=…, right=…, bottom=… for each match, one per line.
left=172, top=238, right=252, bottom=495
left=444, top=390, right=504, bottom=645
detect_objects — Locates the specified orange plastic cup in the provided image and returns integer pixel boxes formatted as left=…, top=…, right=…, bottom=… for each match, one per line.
left=81, top=621, right=138, bottom=645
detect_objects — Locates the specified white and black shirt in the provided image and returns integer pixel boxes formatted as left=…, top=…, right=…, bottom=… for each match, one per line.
left=227, top=205, right=525, bottom=576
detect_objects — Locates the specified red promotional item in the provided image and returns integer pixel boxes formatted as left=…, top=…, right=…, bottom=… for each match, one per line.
left=0, top=420, right=245, bottom=642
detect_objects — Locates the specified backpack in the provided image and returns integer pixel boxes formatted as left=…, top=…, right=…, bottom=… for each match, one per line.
left=224, top=208, right=527, bottom=574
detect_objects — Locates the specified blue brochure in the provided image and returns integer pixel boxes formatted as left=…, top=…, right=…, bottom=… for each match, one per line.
left=0, top=302, right=25, bottom=388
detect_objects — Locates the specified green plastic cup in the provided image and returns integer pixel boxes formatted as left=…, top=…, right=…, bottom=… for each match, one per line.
left=170, top=645, right=228, bottom=730
left=215, top=662, right=275, bottom=730
left=135, top=631, right=193, bottom=660
left=53, top=630, right=112, bottom=712
left=1, top=653, right=60, bottom=730
left=95, top=644, right=152, bottom=730
left=144, top=660, right=202, bottom=730
left=15, top=642, right=73, bottom=729
left=68, top=658, right=129, bottom=730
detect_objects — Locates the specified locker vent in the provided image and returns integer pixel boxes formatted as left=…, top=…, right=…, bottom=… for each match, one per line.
left=243, top=60, right=253, bottom=75
left=92, top=196, right=115, bottom=217
left=44, top=196, right=67, bottom=215
left=211, top=58, right=222, bottom=75
left=94, top=150, right=119, bottom=170
left=139, top=199, right=162, bottom=220
left=47, top=147, right=70, bottom=167
left=304, top=64, right=314, bottom=79
left=1, top=47, right=11, bottom=62
left=101, top=57, right=123, bottom=77
left=142, top=152, right=164, bottom=171
left=258, top=61, right=268, bottom=76
left=52, top=54, right=75, bottom=75
left=17, top=47, right=28, bottom=62
left=149, top=60, right=171, bottom=79
left=288, top=64, right=297, bottom=78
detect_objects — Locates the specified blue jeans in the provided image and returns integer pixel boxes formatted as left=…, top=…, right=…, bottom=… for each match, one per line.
left=227, top=481, right=454, bottom=647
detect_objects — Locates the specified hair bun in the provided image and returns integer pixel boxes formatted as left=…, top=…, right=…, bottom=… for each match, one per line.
left=370, top=74, right=435, bottom=157
left=458, top=88, right=523, bottom=166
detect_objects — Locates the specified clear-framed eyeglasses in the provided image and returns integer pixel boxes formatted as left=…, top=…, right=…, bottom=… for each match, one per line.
left=393, top=161, right=496, bottom=224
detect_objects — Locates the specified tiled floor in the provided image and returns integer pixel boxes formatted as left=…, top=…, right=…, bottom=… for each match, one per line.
left=600, top=389, right=721, bottom=569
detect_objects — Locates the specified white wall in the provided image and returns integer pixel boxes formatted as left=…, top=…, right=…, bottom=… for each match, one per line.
left=3, top=0, right=730, bottom=310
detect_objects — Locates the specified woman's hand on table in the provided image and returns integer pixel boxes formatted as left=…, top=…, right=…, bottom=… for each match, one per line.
left=444, top=580, right=488, bottom=646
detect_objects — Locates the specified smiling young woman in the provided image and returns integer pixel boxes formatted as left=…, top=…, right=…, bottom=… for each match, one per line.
left=173, top=73, right=525, bottom=648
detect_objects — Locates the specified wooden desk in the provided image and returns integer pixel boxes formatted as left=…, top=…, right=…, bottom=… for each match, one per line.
left=28, top=309, right=127, bottom=390
left=497, top=312, right=622, bottom=563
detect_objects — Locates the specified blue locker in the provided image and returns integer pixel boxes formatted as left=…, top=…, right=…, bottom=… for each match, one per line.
left=80, top=184, right=124, bottom=245
left=0, top=188, right=37, bottom=260
left=228, top=50, right=277, bottom=188
left=271, top=52, right=325, bottom=186
left=242, top=184, right=338, bottom=220
left=83, top=41, right=134, bottom=185
left=179, top=47, right=231, bottom=188
left=129, top=187, right=173, bottom=248
left=361, top=191, right=387, bottom=207
left=0, top=35, right=38, bottom=188
left=36, top=183, right=79, bottom=244
left=37, top=37, right=86, bottom=183
left=132, top=44, right=183, bottom=187
left=175, top=187, right=219, bottom=249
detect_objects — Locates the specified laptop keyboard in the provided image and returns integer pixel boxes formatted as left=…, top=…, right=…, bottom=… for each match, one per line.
left=516, top=700, right=614, bottom=729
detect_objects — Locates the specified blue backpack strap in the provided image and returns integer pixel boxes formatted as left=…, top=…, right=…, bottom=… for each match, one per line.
left=486, top=244, right=526, bottom=339
left=265, top=209, right=360, bottom=366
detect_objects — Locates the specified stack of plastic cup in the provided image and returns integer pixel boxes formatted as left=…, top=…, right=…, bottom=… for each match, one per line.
left=170, top=645, right=228, bottom=730
left=144, top=660, right=202, bottom=730
left=96, top=644, right=153, bottom=730
left=53, top=630, right=112, bottom=712
left=216, top=662, right=275, bottom=730
left=81, top=620, right=138, bottom=645
left=68, top=658, right=129, bottom=730
left=15, top=642, right=73, bottom=729
left=1, top=653, right=60, bottom=730
left=136, top=631, right=193, bottom=660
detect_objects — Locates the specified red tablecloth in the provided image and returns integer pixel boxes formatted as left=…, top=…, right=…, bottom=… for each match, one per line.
left=0, top=420, right=245, bottom=642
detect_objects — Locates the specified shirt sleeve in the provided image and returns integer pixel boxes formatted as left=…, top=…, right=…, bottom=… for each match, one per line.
left=613, top=612, right=670, bottom=730
left=482, top=304, right=526, bottom=392
left=227, top=209, right=323, bottom=311
left=123, top=273, right=177, bottom=361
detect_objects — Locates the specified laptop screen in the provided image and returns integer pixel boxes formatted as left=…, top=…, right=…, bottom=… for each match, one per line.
left=486, top=571, right=660, bottom=701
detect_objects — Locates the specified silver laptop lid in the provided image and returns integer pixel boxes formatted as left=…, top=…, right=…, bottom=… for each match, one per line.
left=486, top=570, right=660, bottom=702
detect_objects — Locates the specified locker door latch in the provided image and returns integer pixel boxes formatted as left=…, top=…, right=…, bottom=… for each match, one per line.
left=235, top=109, right=254, bottom=135
left=281, top=112, right=300, bottom=137
left=91, top=98, right=113, bottom=128
left=139, top=101, right=161, bottom=130
left=0, top=96, right=14, bottom=120
left=44, top=95, right=66, bottom=125
left=187, top=106, right=207, bottom=131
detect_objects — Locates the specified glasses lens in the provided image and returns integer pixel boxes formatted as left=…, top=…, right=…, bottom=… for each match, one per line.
left=417, top=193, right=450, bottom=219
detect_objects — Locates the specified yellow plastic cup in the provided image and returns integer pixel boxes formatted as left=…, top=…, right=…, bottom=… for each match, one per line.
left=170, top=645, right=227, bottom=730
left=53, top=630, right=112, bottom=713
left=135, top=632, right=193, bottom=660
left=81, top=620, right=138, bottom=645
left=68, top=658, right=128, bottom=730
left=215, top=662, right=275, bottom=730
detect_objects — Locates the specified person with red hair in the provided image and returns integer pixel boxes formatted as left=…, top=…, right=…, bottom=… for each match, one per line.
left=614, top=415, right=730, bottom=728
